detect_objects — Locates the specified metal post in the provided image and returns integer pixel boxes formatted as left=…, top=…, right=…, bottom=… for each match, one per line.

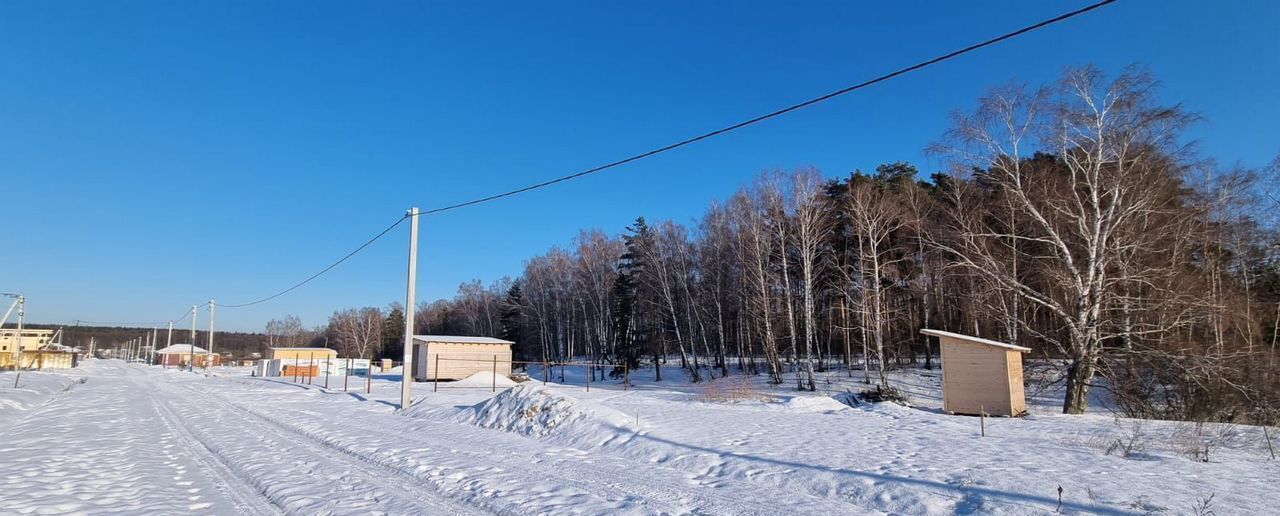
left=624, top=362, right=629, bottom=391
left=189, top=305, right=197, bottom=372
left=206, top=299, right=215, bottom=376
left=433, top=354, right=439, bottom=393
left=308, top=352, right=315, bottom=385
left=324, top=356, right=330, bottom=389
left=492, top=355, right=497, bottom=393
left=366, top=356, right=372, bottom=394
left=401, top=207, right=419, bottom=409
left=344, top=358, right=351, bottom=392
left=586, top=363, right=590, bottom=393
left=294, top=355, right=300, bottom=382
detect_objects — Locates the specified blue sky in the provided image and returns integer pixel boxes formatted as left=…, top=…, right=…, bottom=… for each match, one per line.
left=3, top=1, right=1277, bottom=332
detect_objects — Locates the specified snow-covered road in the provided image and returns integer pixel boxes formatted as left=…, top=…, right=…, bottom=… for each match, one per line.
left=0, top=362, right=860, bottom=515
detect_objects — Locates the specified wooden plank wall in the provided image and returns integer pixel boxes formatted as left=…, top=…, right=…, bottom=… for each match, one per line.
left=940, top=338, right=1014, bottom=416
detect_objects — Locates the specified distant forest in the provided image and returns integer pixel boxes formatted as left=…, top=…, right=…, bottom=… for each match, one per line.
left=27, top=324, right=271, bottom=360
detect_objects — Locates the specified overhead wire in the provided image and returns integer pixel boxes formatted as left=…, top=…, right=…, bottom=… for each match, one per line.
left=417, top=0, right=1118, bottom=215
left=93, top=0, right=1117, bottom=321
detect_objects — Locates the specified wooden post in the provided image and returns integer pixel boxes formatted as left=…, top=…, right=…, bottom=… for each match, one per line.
left=293, top=355, right=300, bottom=382
left=1264, top=424, right=1276, bottom=460
left=308, top=353, right=315, bottom=385
left=980, top=405, right=986, bottom=437
left=433, top=354, right=440, bottom=393
left=542, top=361, right=548, bottom=385
left=324, top=356, right=330, bottom=389
left=492, top=355, right=497, bottom=393
left=344, top=358, right=351, bottom=392
left=624, top=362, right=629, bottom=391
left=585, top=364, right=590, bottom=392
left=366, top=357, right=372, bottom=394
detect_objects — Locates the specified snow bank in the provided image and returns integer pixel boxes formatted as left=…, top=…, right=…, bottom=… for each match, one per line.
left=0, top=370, right=86, bottom=417
left=779, top=394, right=849, bottom=413
left=451, top=383, right=632, bottom=440
left=451, top=371, right=518, bottom=388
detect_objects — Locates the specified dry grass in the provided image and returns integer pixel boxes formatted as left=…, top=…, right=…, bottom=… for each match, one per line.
left=695, top=376, right=771, bottom=403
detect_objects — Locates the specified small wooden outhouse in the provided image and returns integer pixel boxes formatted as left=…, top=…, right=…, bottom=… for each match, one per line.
left=921, top=329, right=1031, bottom=417
left=412, top=335, right=513, bottom=381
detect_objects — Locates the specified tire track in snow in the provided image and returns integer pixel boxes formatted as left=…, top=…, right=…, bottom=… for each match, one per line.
left=146, top=386, right=285, bottom=516
left=188, top=380, right=864, bottom=515
left=155, top=380, right=485, bottom=515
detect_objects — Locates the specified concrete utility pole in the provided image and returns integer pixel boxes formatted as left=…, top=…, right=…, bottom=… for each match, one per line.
left=400, top=207, right=419, bottom=409
left=206, top=299, right=215, bottom=377
left=189, top=305, right=197, bottom=372
left=88, top=337, right=95, bottom=358
left=13, top=295, right=24, bottom=385
left=150, top=327, right=158, bottom=365
left=166, top=321, right=173, bottom=360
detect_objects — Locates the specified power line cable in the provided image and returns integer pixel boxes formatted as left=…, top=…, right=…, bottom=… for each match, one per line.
left=105, top=0, right=1117, bottom=318
left=219, top=215, right=409, bottom=308
left=419, top=0, right=1117, bottom=215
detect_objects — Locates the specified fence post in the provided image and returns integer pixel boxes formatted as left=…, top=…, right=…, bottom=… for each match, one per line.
left=492, top=355, right=497, bottom=393
left=433, top=354, right=439, bottom=393
left=324, top=356, right=330, bottom=389
left=294, top=355, right=300, bottom=382
left=624, top=363, right=629, bottom=391
left=344, top=358, right=351, bottom=392
left=585, top=364, right=590, bottom=392
left=542, top=361, right=548, bottom=385
left=366, top=357, right=372, bottom=394
left=308, top=353, right=315, bottom=385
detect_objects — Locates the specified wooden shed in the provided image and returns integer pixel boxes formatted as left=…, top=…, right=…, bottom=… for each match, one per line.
left=921, top=329, right=1031, bottom=417
left=412, top=335, right=513, bottom=381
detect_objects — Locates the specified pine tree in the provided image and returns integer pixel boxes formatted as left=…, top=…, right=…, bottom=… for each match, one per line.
left=500, top=283, right=527, bottom=359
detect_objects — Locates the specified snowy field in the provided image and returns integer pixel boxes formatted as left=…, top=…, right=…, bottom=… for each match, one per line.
left=0, top=359, right=1273, bottom=515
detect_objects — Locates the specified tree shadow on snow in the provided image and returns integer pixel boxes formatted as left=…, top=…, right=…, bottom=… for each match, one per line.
left=611, top=425, right=1133, bottom=515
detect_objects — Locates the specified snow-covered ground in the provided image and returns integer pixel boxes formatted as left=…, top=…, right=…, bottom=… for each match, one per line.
left=0, top=359, right=1273, bottom=515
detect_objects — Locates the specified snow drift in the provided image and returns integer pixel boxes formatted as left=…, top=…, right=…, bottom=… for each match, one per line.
left=451, top=370, right=518, bottom=389
left=452, top=383, right=632, bottom=440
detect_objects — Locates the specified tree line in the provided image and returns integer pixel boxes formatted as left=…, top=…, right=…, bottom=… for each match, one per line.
left=284, top=67, right=1277, bottom=421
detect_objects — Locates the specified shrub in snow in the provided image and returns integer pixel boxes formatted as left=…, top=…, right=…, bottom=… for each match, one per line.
left=695, top=376, right=768, bottom=403
left=857, top=385, right=911, bottom=405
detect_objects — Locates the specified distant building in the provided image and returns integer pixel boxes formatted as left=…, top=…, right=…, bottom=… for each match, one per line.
left=154, top=344, right=221, bottom=367
left=0, top=329, right=78, bottom=369
left=267, top=347, right=338, bottom=361
left=0, top=329, right=56, bottom=354
left=412, top=335, right=513, bottom=381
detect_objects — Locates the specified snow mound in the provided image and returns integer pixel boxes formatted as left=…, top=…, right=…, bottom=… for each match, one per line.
left=451, top=371, right=518, bottom=388
left=780, top=395, right=850, bottom=413
left=455, top=383, right=631, bottom=438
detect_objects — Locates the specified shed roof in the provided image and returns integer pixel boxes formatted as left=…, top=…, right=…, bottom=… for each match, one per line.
left=269, top=347, right=336, bottom=352
left=413, top=335, right=513, bottom=345
left=920, top=329, right=1031, bottom=352
left=155, top=344, right=211, bottom=354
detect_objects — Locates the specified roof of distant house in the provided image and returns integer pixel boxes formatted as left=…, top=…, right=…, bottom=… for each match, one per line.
left=412, top=335, right=514, bottom=345
left=155, top=344, right=211, bottom=354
